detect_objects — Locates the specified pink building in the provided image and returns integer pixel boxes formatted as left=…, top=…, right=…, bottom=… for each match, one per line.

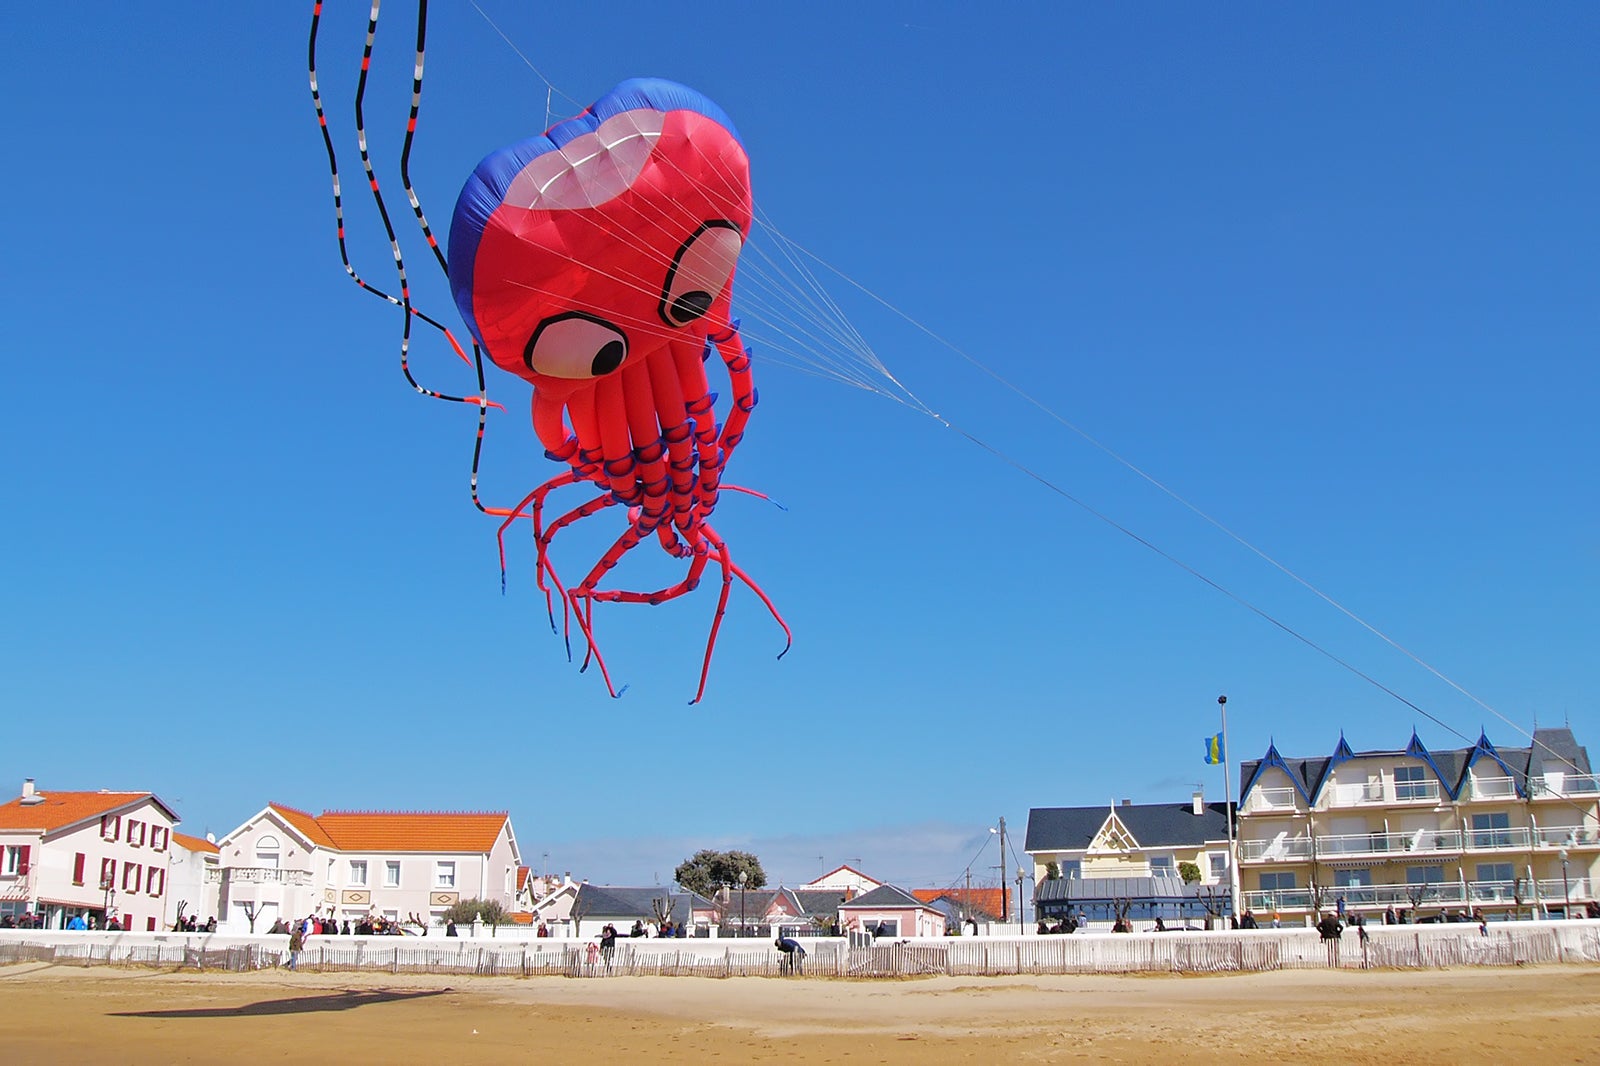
left=0, top=779, right=181, bottom=931
left=837, top=884, right=948, bottom=939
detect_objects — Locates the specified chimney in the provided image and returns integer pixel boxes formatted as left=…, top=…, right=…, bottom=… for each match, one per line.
left=1120, top=798, right=1131, bottom=807
left=21, top=779, right=43, bottom=806
left=1192, top=789, right=1205, bottom=816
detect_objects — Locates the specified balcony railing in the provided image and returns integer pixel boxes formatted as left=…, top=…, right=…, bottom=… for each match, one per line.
left=1535, top=826, right=1600, bottom=847
left=1243, top=876, right=1593, bottom=913
left=1467, top=776, right=1518, bottom=800
left=1530, top=774, right=1600, bottom=797
left=1244, top=786, right=1301, bottom=813
left=206, top=867, right=313, bottom=886
left=1239, top=836, right=1313, bottom=862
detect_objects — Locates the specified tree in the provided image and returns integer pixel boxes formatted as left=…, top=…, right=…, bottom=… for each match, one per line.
left=673, top=849, right=766, bottom=897
left=239, top=901, right=262, bottom=934
left=1177, top=861, right=1202, bottom=885
left=442, top=897, right=510, bottom=933
left=1044, top=861, right=1061, bottom=882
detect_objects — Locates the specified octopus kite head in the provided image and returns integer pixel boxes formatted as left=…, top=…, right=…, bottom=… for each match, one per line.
left=447, top=79, right=753, bottom=401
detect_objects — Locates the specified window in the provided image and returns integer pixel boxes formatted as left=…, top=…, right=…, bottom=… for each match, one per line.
left=1059, top=860, right=1081, bottom=879
left=1405, top=865, right=1445, bottom=885
left=1149, top=855, right=1173, bottom=875
left=1470, top=812, right=1511, bottom=849
left=151, top=827, right=167, bottom=851
left=350, top=860, right=368, bottom=886
left=123, top=862, right=141, bottom=892
left=1333, top=869, right=1372, bottom=887
left=147, top=867, right=164, bottom=896
left=73, top=852, right=86, bottom=886
left=127, top=820, right=145, bottom=847
left=435, top=861, right=456, bottom=889
left=1259, top=872, right=1297, bottom=892
left=1476, top=862, right=1514, bottom=884
left=255, top=835, right=281, bottom=870
left=1209, top=852, right=1228, bottom=878
left=101, top=814, right=121, bottom=842
left=100, top=858, right=117, bottom=888
left=1395, top=766, right=1428, bottom=801
left=1, top=846, right=22, bottom=876
left=385, top=861, right=401, bottom=888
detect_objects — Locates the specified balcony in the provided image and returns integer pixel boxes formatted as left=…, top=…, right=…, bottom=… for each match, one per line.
left=1239, top=836, right=1312, bottom=862
left=1463, top=826, right=1532, bottom=851
left=1531, top=774, right=1600, bottom=798
left=206, top=867, right=313, bottom=886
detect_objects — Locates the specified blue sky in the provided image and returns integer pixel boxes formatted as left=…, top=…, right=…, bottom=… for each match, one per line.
left=4, top=3, right=1595, bottom=892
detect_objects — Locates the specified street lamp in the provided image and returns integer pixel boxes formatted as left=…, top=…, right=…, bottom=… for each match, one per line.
left=738, top=870, right=748, bottom=937
left=1016, top=867, right=1027, bottom=934
left=100, top=875, right=116, bottom=925
left=1559, top=848, right=1570, bottom=918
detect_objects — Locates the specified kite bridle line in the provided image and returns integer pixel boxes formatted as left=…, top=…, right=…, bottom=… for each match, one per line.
left=309, top=0, right=508, bottom=523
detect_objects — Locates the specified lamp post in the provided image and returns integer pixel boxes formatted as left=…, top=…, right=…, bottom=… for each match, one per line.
left=1559, top=848, right=1570, bottom=918
left=1016, top=867, right=1027, bottom=934
left=738, top=870, right=748, bottom=937
left=100, top=875, right=116, bottom=925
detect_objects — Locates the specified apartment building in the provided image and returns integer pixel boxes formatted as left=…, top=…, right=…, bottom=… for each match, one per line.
left=1237, top=727, right=1598, bottom=922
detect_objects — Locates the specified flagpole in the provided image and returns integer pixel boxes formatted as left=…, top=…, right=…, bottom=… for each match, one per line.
left=1219, top=695, right=1238, bottom=920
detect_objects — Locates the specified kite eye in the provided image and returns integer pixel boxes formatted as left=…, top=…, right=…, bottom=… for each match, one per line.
left=524, top=312, right=629, bottom=379
left=660, top=220, right=742, bottom=327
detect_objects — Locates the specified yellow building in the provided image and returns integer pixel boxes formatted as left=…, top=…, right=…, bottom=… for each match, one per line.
left=1237, top=728, right=1598, bottom=924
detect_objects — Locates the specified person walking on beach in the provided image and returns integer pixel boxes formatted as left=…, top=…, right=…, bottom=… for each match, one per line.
left=776, top=936, right=806, bottom=976
left=600, top=924, right=617, bottom=972
left=287, top=925, right=305, bottom=971
left=1317, top=912, right=1344, bottom=966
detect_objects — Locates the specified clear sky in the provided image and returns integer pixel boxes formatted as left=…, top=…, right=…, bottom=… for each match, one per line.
left=4, top=3, right=1595, bottom=893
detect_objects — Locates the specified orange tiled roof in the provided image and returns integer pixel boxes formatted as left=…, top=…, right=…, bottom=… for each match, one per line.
left=517, top=866, right=531, bottom=890
left=0, top=791, right=155, bottom=833
left=509, top=911, right=535, bottom=925
left=913, top=887, right=1006, bottom=920
left=312, top=811, right=508, bottom=853
left=267, top=803, right=339, bottom=849
left=172, top=832, right=219, bottom=854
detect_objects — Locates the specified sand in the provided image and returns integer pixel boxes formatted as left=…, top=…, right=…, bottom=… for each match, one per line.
left=1, top=962, right=1597, bottom=1063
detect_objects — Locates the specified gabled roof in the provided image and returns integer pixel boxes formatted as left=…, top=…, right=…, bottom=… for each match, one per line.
left=1025, top=802, right=1232, bottom=853
left=248, top=804, right=508, bottom=853
left=172, top=832, right=219, bottom=854
left=792, top=889, right=850, bottom=918
left=517, top=866, right=531, bottom=892
left=265, top=803, right=338, bottom=849
left=573, top=884, right=715, bottom=925
left=0, top=790, right=178, bottom=835
left=838, top=884, right=939, bottom=912
left=801, top=864, right=881, bottom=889
left=912, top=887, right=1005, bottom=920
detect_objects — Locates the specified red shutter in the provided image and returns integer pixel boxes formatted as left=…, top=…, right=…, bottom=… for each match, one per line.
left=146, top=916, right=156, bottom=931
left=16, top=846, right=30, bottom=876
left=73, top=852, right=85, bottom=885
left=113, top=815, right=121, bottom=842
left=101, top=858, right=116, bottom=887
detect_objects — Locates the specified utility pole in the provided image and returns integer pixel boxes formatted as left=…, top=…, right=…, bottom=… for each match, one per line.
left=964, top=868, right=973, bottom=924
left=997, top=816, right=1009, bottom=935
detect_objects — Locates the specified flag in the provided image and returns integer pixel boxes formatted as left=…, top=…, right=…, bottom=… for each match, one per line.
left=1204, top=732, right=1224, bottom=765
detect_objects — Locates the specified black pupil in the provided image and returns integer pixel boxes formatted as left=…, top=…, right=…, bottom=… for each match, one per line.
left=591, top=341, right=625, bottom=376
left=671, top=291, right=713, bottom=323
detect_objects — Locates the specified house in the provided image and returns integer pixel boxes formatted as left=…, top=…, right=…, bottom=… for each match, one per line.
left=0, top=779, right=181, bottom=931
left=213, top=804, right=521, bottom=933
left=166, top=832, right=221, bottom=928
left=1025, top=796, right=1235, bottom=927
left=712, top=885, right=851, bottom=936
left=1237, top=728, right=1600, bottom=923
left=836, top=884, right=947, bottom=938
left=800, top=863, right=881, bottom=896
left=912, top=887, right=1005, bottom=926
left=569, top=884, right=717, bottom=938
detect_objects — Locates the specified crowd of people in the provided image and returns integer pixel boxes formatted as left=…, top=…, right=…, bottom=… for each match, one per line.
left=267, top=913, right=416, bottom=937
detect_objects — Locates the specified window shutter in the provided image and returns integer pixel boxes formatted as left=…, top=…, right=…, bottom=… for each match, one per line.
left=146, top=916, right=156, bottom=931
left=73, top=852, right=85, bottom=885
left=17, top=846, right=30, bottom=876
left=102, top=858, right=117, bottom=887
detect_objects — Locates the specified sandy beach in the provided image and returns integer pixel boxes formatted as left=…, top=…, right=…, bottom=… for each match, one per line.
left=2, top=963, right=1596, bottom=1063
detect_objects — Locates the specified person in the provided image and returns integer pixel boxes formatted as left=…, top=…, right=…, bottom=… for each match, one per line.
left=67, top=914, right=87, bottom=930
left=537, top=922, right=549, bottom=938
left=1317, top=911, right=1343, bottom=964
left=1239, top=910, right=1258, bottom=930
left=600, top=924, right=617, bottom=971
left=775, top=936, right=807, bottom=975
left=341, top=920, right=352, bottom=936
left=585, top=940, right=600, bottom=974
left=204, top=917, right=217, bottom=933
left=1154, top=916, right=1167, bottom=932
left=1384, top=904, right=1397, bottom=926
left=446, top=921, right=458, bottom=937
left=630, top=919, right=646, bottom=938
left=1112, top=917, right=1129, bottom=933
left=873, top=921, right=889, bottom=940
left=287, top=925, right=304, bottom=971
left=107, top=916, right=122, bottom=932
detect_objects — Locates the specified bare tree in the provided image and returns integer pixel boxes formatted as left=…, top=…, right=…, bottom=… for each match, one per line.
left=240, top=901, right=262, bottom=934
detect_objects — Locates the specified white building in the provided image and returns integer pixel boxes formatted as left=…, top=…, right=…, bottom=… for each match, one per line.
left=213, top=803, right=521, bottom=933
left=0, top=779, right=181, bottom=931
left=166, top=832, right=221, bottom=928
